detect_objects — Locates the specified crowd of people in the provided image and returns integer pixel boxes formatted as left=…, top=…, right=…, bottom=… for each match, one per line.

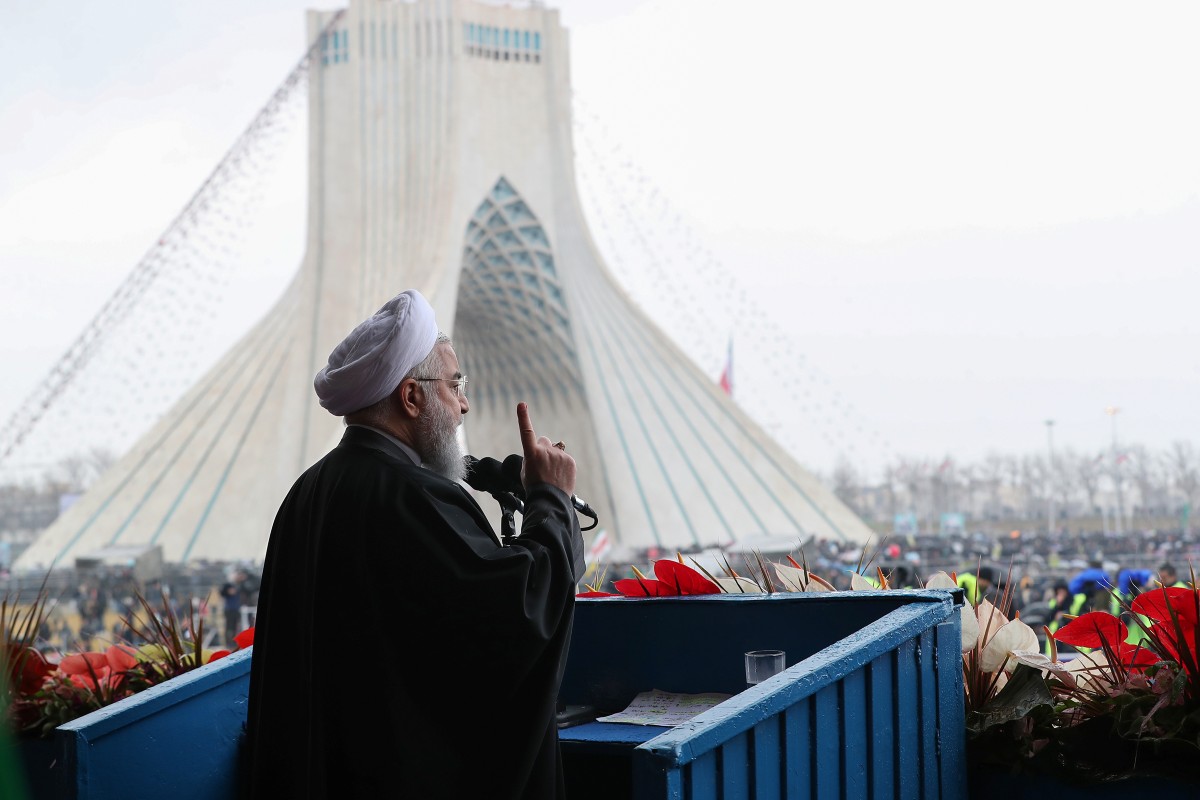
left=590, top=523, right=1198, bottom=659
left=17, top=523, right=1197, bottom=660
left=13, top=564, right=257, bottom=654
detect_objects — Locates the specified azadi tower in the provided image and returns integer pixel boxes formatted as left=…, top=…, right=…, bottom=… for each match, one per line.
left=17, top=0, right=872, bottom=570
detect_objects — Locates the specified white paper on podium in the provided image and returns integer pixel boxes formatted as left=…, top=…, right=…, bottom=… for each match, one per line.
left=595, top=689, right=733, bottom=727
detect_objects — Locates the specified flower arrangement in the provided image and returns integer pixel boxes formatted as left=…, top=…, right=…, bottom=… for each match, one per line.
left=969, top=581, right=1200, bottom=784
left=2, top=588, right=254, bottom=738
left=578, top=551, right=842, bottom=597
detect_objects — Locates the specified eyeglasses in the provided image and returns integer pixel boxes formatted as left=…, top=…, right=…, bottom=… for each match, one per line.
left=413, top=376, right=468, bottom=398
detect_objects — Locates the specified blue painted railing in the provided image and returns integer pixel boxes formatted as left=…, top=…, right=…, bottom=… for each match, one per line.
left=561, top=590, right=966, bottom=800
left=45, top=648, right=252, bottom=799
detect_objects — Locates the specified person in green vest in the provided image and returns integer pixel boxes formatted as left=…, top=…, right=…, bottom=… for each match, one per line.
left=1056, top=576, right=1112, bottom=656
left=1070, top=581, right=1109, bottom=617
left=1158, top=563, right=1188, bottom=589
left=957, top=566, right=996, bottom=605
left=886, top=565, right=915, bottom=589
left=1111, top=568, right=1152, bottom=614
left=1044, top=581, right=1072, bottom=657
left=1112, top=569, right=1153, bottom=647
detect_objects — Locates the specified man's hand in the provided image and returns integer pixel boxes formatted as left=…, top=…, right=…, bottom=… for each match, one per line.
left=516, top=402, right=576, bottom=496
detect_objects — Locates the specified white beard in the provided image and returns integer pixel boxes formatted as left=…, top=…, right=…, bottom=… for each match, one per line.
left=417, top=396, right=466, bottom=483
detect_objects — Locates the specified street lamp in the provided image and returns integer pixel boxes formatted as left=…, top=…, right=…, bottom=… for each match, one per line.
left=1045, top=419, right=1055, bottom=535
left=1105, top=406, right=1124, bottom=535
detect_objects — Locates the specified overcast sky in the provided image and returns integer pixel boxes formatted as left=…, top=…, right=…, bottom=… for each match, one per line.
left=2, top=0, right=1198, bottom=480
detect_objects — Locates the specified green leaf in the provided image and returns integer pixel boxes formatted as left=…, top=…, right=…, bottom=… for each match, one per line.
left=968, top=664, right=1055, bottom=734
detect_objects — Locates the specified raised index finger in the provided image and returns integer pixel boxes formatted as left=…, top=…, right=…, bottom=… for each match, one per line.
left=516, top=402, right=537, bottom=456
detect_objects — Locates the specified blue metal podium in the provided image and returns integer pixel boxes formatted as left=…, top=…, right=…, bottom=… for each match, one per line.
left=559, top=590, right=966, bottom=800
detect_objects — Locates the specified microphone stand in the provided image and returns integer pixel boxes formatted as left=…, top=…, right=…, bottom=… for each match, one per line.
left=490, top=491, right=525, bottom=544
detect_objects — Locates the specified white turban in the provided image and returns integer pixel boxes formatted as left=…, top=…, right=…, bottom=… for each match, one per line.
left=314, top=290, right=439, bottom=416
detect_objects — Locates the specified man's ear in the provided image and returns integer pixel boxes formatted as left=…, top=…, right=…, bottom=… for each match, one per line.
left=396, top=379, right=424, bottom=420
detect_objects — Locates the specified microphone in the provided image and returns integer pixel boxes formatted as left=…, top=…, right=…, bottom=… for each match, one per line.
left=464, top=455, right=524, bottom=497
left=465, top=454, right=598, bottom=531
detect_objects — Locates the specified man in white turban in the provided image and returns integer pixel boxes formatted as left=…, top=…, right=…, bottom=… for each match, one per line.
left=247, top=290, right=584, bottom=800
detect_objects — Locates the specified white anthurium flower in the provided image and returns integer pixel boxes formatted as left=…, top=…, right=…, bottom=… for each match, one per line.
left=773, top=563, right=836, bottom=593
left=980, top=618, right=1040, bottom=673
left=924, top=571, right=957, bottom=590
left=715, top=576, right=763, bottom=594
left=850, top=572, right=876, bottom=591
left=1062, top=651, right=1113, bottom=690
left=960, top=602, right=980, bottom=654
left=975, top=598, right=1009, bottom=643
left=772, top=563, right=805, bottom=592
left=1009, top=650, right=1078, bottom=690
left=803, top=573, right=836, bottom=592
left=773, top=563, right=807, bottom=592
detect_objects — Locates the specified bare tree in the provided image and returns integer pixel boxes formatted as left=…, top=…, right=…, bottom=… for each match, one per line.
left=1074, top=451, right=1105, bottom=515
left=978, top=453, right=1008, bottom=519
left=929, top=456, right=958, bottom=522
left=893, top=459, right=931, bottom=530
left=1020, top=454, right=1048, bottom=520
left=1167, top=441, right=1200, bottom=533
left=958, top=463, right=983, bottom=518
left=832, top=458, right=862, bottom=516
left=1125, top=444, right=1167, bottom=519
left=1050, top=447, right=1077, bottom=521
left=882, top=464, right=899, bottom=519
left=857, top=442, right=1198, bottom=531
left=45, top=447, right=116, bottom=494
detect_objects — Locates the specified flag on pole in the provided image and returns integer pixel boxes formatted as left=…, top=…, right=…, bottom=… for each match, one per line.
left=718, top=336, right=733, bottom=396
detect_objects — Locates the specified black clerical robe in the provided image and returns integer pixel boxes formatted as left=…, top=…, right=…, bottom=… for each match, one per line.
left=245, top=426, right=583, bottom=799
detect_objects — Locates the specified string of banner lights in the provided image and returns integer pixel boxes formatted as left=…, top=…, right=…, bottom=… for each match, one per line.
left=572, top=96, right=898, bottom=480
left=0, top=13, right=344, bottom=485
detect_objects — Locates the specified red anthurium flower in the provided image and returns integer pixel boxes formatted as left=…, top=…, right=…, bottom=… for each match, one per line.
left=1116, top=644, right=1160, bottom=670
left=233, top=627, right=255, bottom=649
left=613, top=578, right=674, bottom=597
left=105, top=644, right=139, bottom=673
left=652, top=560, right=720, bottom=595
left=207, top=649, right=232, bottom=663
left=60, top=652, right=113, bottom=690
left=575, top=591, right=617, bottom=598
left=1131, top=587, right=1199, bottom=627
left=60, top=651, right=110, bottom=675
left=1154, top=624, right=1197, bottom=667
left=5, top=645, right=53, bottom=695
left=1052, top=612, right=1127, bottom=649
left=99, top=644, right=140, bottom=691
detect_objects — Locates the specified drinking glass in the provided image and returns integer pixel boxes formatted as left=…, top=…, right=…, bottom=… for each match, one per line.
left=745, top=649, right=786, bottom=686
